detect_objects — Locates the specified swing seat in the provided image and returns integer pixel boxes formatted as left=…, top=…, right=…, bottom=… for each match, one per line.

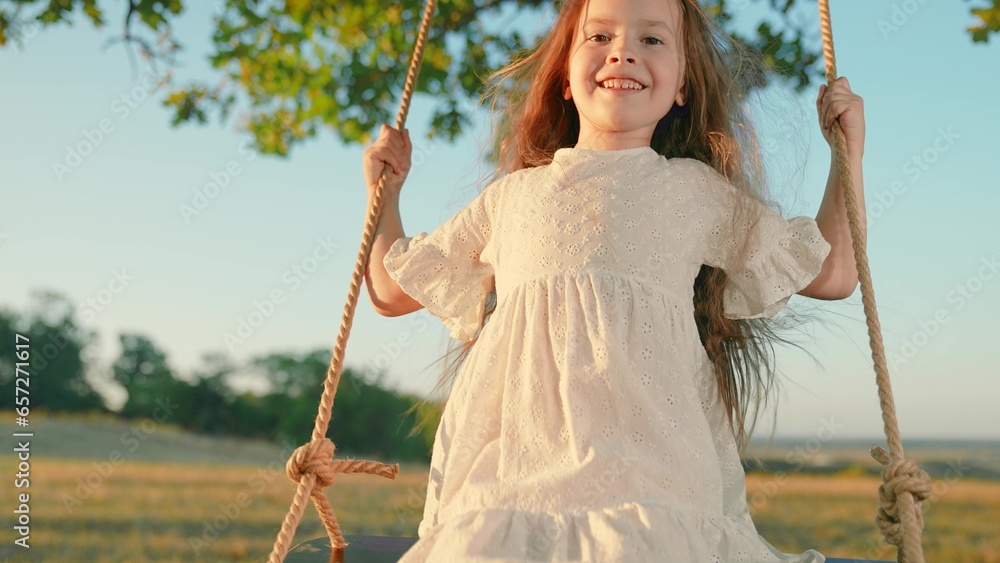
left=287, top=535, right=416, bottom=562
left=285, top=536, right=890, bottom=562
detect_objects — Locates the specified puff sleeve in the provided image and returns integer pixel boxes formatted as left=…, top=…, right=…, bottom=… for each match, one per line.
left=382, top=182, right=498, bottom=341
left=694, top=161, right=832, bottom=319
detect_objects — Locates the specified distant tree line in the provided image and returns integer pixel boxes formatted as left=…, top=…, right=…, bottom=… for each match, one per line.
left=0, top=290, right=439, bottom=462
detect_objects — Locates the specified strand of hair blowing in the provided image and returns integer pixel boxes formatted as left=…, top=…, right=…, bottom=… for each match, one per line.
left=266, top=0, right=439, bottom=561
left=817, top=2, right=929, bottom=561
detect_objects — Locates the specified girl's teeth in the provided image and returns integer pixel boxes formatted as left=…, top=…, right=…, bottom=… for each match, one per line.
left=602, top=79, right=642, bottom=90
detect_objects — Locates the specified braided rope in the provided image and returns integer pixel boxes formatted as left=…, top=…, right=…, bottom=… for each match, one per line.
left=817, top=2, right=930, bottom=561
left=263, top=2, right=928, bottom=561
left=266, top=0, right=439, bottom=560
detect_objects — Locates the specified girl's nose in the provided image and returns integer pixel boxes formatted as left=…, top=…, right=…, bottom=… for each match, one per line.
left=607, top=54, right=636, bottom=64
left=607, top=44, right=636, bottom=64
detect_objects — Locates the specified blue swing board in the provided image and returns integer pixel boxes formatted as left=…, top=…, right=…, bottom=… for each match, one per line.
left=285, top=535, right=890, bottom=562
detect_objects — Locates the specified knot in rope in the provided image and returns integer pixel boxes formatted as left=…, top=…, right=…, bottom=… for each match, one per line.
left=870, top=445, right=932, bottom=547
left=264, top=1, right=445, bottom=560
left=287, top=438, right=338, bottom=488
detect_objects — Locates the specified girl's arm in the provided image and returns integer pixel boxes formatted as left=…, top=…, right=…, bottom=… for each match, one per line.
left=363, top=124, right=425, bottom=317
left=799, top=77, right=866, bottom=301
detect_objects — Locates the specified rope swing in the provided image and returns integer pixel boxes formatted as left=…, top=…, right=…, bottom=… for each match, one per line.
left=266, top=1, right=931, bottom=561
left=265, top=0, right=438, bottom=561
left=817, top=1, right=930, bottom=560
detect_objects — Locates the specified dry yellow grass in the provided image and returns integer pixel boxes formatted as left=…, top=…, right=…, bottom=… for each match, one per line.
left=746, top=473, right=1000, bottom=562
left=0, top=457, right=428, bottom=562
left=1, top=457, right=998, bottom=561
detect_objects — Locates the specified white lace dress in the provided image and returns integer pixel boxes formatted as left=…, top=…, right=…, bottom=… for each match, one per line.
left=384, top=146, right=831, bottom=562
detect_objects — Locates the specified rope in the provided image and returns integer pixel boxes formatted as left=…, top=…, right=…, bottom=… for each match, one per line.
left=817, top=2, right=931, bottom=561
left=266, top=0, right=439, bottom=560
left=261, top=1, right=929, bottom=560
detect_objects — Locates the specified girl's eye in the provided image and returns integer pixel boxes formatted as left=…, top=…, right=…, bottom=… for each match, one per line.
left=589, top=34, right=611, bottom=42
left=642, top=37, right=664, bottom=45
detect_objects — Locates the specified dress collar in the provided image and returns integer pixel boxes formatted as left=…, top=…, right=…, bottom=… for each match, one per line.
left=550, top=146, right=662, bottom=184
left=553, top=145, right=659, bottom=161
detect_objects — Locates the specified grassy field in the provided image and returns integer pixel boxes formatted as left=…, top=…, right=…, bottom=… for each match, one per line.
left=1, top=413, right=998, bottom=562
left=746, top=474, right=1000, bottom=562
left=0, top=456, right=428, bottom=562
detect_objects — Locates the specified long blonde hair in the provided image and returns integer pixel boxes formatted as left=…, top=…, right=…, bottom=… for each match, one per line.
left=418, top=0, right=805, bottom=452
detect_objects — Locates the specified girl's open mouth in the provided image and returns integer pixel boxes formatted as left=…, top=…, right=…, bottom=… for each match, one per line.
left=599, top=78, right=646, bottom=90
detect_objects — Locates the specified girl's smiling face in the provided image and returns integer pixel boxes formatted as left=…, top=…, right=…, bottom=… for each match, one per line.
left=566, top=0, right=686, bottom=150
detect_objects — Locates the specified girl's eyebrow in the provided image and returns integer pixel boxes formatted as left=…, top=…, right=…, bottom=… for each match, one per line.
left=641, top=19, right=674, bottom=33
left=583, top=18, right=675, bottom=34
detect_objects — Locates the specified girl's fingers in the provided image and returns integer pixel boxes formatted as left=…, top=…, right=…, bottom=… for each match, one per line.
left=366, top=124, right=412, bottom=186
left=817, top=77, right=861, bottom=139
left=373, top=128, right=408, bottom=161
left=379, top=123, right=392, bottom=143
left=388, top=130, right=404, bottom=151
left=383, top=128, right=411, bottom=170
left=371, top=146, right=402, bottom=175
left=826, top=78, right=853, bottom=98
left=381, top=124, right=406, bottom=146
left=827, top=101, right=846, bottom=129
left=387, top=151, right=403, bottom=175
left=818, top=85, right=829, bottom=128
left=826, top=106, right=840, bottom=129
left=377, top=123, right=403, bottom=148
left=825, top=98, right=861, bottom=129
left=387, top=142, right=407, bottom=172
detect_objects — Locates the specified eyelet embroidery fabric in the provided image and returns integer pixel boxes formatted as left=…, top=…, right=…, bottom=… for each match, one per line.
left=384, top=146, right=831, bottom=562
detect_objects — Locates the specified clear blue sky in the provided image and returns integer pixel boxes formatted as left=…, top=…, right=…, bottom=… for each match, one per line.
left=1, top=2, right=997, bottom=439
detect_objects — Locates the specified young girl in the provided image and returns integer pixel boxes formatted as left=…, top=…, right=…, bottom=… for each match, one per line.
left=363, top=0, right=865, bottom=560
